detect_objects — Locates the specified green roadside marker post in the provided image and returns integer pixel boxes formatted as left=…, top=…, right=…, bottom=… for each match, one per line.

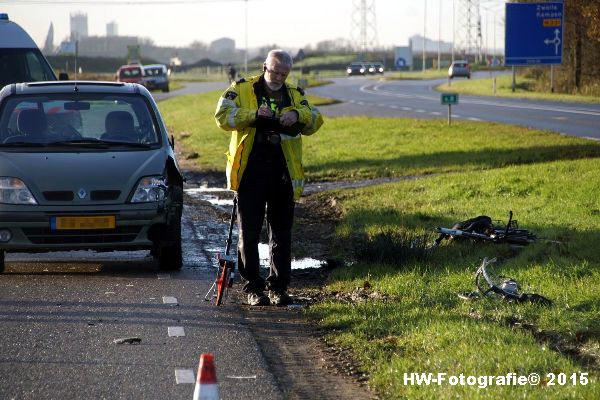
left=441, top=93, right=458, bottom=125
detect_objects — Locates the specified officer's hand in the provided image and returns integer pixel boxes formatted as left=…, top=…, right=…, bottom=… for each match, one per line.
left=279, top=110, right=298, bottom=127
left=258, top=105, right=273, bottom=118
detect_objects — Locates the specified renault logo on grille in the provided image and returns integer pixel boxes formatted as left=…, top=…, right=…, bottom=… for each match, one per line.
left=77, top=188, right=87, bottom=199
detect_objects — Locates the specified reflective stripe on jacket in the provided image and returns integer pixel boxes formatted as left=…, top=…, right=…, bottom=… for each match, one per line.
left=214, top=74, right=323, bottom=200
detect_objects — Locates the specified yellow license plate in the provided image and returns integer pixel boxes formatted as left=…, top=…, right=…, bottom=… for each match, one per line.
left=51, top=216, right=116, bottom=230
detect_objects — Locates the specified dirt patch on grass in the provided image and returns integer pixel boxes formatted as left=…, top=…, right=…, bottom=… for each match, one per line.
left=184, top=168, right=376, bottom=399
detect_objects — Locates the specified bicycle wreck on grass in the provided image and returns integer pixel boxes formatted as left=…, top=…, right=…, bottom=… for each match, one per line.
left=432, top=211, right=552, bottom=305
left=433, top=211, right=538, bottom=247
left=204, top=197, right=237, bottom=306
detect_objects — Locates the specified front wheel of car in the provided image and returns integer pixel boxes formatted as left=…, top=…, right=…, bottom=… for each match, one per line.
left=154, top=185, right=183, bottom=271
left=0, top=251, right=5, bottom=273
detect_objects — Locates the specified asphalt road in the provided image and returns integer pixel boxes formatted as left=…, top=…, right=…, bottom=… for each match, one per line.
left=309, top=73, right=600, bottom=140
left=0, top=194, right=281, bottom=400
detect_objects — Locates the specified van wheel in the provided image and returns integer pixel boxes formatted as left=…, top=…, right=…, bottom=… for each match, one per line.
left=0, top=251, right=5, bottom=273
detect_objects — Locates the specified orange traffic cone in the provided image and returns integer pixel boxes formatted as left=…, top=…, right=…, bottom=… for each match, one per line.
left=193, top=353, right=219, bottom=400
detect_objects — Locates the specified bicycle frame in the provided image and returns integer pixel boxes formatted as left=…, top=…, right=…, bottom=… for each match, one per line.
left=204, top=196, right=237, bottom=305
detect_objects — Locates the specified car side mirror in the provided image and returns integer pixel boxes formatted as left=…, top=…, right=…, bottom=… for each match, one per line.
left=58, top=72, right=69, bottom=80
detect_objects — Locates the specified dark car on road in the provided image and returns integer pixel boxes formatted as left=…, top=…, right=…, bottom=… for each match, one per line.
left=143, top=64, right=170, bottom=92
left=366, top=63, right=385, bottom=74
left=448, top=60, right=471, bottom=79
left=0, top=81, right=184, bottom=273
left=346, top=62, right=366, bottom=76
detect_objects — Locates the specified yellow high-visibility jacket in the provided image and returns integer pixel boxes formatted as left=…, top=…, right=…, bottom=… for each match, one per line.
left=214, top=74, right=323, bottom=200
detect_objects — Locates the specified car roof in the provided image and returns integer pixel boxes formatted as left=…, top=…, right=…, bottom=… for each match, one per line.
left=143, top=64, right=166, bottom=69
left=0, top=16, right=38, bottom=48
left=1, top=81, right=152, bottom=97
left=118, top=64, right=143, bottom=70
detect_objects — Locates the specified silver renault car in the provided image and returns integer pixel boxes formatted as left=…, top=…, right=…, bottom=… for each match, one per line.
left=0, top=81, right=184, bottom=272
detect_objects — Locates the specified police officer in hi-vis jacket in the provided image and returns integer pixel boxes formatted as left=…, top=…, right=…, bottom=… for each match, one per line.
left=215, top=49, right=323, bottom=306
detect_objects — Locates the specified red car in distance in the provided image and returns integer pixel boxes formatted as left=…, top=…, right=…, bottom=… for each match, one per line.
left=116, top=64, right=144, bottom=84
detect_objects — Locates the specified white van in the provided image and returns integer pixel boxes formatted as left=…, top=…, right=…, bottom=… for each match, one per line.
left=0, top=13, right=58, bottom=87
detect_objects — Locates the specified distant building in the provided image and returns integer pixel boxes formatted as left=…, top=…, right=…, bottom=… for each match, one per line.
left=70, top=12, right=88, bottom=41
left=44, top=22, right=54, bottom=54
left=209, top=37, right=236, bottom=63
left=209, top=37, right=235, bottom=53
left=409, top=34, right=453, bottom=53
left=77, top=35, right=139, bottom=58
left=107, top=21, right=118, bottom=37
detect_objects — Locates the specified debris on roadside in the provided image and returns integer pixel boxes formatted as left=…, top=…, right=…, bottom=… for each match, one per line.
left=113, top=337, right=142, bottom=345
left=459, top=257, right=552, bottom=305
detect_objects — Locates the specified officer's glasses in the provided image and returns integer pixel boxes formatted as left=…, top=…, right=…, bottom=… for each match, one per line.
left=265, top=66, right=289, bottom=79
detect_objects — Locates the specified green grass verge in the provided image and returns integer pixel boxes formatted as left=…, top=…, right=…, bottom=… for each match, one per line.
left=159, top=91, right=600, bottom=181
left=160, top=89, right=599, bottom=398
left=309, top=158, right=600, bottom=398
left=437, top=74, right=600, bottom=104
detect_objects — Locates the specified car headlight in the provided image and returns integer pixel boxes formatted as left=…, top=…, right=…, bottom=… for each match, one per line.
left=0, top=177, right=37, bottom=205
left=130, top=176, right=167, bottom=203
left=347, top=68, right=352, bottom=73
left=360, top=68, right=365, bottom=73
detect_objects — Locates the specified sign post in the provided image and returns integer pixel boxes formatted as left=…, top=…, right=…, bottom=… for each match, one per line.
left=441, top=93, right=458, bottom=126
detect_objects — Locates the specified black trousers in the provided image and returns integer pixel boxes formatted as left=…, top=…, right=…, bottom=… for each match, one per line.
left=236, top=156, right=295, bottom=294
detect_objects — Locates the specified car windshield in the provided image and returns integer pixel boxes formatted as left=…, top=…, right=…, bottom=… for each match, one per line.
left=145, top=68, right=165, bottom=76
left=120, top=68, right=141, bottom=78
left=0, top=93, right=161, bottom=148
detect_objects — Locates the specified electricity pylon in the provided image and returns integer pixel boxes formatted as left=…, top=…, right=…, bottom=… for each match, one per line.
left=351, top=0, right=378, bottom=59
left=454, top=0, right=482, bottom=62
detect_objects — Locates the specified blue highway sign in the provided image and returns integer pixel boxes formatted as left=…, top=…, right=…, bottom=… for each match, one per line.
left=505, top=2, right=563, bottom=65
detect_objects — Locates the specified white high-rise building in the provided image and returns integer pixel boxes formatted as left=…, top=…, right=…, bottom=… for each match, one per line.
left=70, top=12, right=88, bottom=41
left=107, top=21, right=118, bottom=37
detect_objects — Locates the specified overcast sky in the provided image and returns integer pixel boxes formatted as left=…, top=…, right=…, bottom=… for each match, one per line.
left=3, top=0, right=506, bottom=51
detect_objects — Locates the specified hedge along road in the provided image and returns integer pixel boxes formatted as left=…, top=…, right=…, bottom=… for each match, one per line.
left=308, top=75, right=600, bottom=140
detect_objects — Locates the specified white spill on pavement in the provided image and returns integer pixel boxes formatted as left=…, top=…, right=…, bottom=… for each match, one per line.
left=162, top=296, right=178, bottom=304
left=175, top=369, right=196, bottom=384
left=168, top=327, right=186, bottom=337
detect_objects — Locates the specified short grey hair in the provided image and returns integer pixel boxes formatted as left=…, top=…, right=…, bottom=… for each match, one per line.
left=265, top=49, right=293, bottom=67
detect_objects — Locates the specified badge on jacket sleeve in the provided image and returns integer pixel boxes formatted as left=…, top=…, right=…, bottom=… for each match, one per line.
left=224, top=91, right=238, bottom=100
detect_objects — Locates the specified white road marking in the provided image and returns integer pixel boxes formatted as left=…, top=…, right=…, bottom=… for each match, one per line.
left=361, top=83, right=600, bottom=117
left=430, top=111, right=442, bottom=116
left=162, top=296, right=178, bottom=304
left=175, top=369, right=196, bottom=384
left=402, top=107, right=412, bottom=111
left=416, top=109, right=426, bottom=113
left=389, top=105, right=398, bottom=109
left=157, top=274, right=171, bottom=280
left=168, top=327, right=186, bottom=337
left=226, top=375, right=258, bottom=379
left=467, top=117, right=483, bottom=121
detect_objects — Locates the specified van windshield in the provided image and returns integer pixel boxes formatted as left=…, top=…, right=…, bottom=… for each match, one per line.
left=0, top=48, right=57, bottom=87
left=0, top=93, right=161, bottom=149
